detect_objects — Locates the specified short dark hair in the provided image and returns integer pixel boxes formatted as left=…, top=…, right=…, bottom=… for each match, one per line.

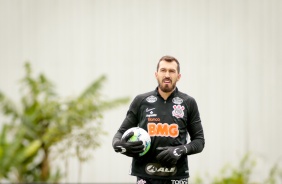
left=157, top=55, right=180, bottom=73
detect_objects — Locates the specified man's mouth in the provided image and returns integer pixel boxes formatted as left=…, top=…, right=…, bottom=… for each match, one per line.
left=163, top=79, right=171, bottom=84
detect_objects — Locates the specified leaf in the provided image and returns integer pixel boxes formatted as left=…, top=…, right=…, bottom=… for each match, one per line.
left=0, top=62, right=129, bottom=182
left=23, top=140, right=42, bottom=159
left=79, top=75, right=106, bottom=99
left=0, top=91, right=19, bottom=118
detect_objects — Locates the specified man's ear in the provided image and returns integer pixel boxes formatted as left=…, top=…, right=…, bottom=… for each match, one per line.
left=155, top=71, right=158, bottom=79
left=177, top=73, right=181, bottom=81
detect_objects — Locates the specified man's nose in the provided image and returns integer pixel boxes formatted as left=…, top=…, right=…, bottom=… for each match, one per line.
left=165, top=71, right=170, bottom=77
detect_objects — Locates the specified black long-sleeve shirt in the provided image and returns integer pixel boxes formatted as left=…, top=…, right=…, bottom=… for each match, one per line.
left=112, top=87, right=205, bottom=179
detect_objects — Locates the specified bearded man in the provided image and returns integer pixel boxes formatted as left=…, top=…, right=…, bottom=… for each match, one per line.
left=112, top=55, right=205, bottom=184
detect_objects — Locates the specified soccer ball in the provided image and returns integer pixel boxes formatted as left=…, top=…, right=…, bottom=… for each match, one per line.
left=122, top=127, right=151, bottom=156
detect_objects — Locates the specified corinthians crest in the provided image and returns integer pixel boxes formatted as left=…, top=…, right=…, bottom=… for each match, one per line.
left=172, top=105, right=185, bottom=118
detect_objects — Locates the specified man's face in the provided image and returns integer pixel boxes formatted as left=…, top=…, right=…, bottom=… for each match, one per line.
left=155, top=60, right=181, bottom=93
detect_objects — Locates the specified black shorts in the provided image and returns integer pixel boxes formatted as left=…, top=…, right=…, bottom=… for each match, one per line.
left=137, top=176, right=188, bottom=184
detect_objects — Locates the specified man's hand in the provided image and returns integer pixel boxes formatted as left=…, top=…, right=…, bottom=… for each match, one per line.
left=156, top=145, right=188, bottom=166
left=113, top=132, right=144, bottom=157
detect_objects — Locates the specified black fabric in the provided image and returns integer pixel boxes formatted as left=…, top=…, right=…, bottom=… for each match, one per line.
left=137, top=176, right=188, bottom=184
left=112, top=87, right=205, bottom=180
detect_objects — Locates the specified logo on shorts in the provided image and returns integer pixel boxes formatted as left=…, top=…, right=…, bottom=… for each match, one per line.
left=171, top=178, right=188, bottom=184
left=137, top=179, right=146, bottom=184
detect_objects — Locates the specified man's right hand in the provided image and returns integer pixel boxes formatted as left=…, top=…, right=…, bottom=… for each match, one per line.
left=113, top=132, right=144, bottom=157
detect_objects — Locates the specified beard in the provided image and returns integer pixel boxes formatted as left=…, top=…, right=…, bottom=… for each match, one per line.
left=158, top=78, right=176, bottom=93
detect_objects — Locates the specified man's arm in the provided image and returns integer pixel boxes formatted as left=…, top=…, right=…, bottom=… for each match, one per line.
left=112, top=96, right=144, bottom=157
left=156, top=97, right=205, bottom=166
left=112, top=111, right=139, bottom=146
left=185, top=97, right=205, bottom=155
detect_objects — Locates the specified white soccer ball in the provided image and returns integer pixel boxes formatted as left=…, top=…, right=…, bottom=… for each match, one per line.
left=122, top=127, right=151, bottom=156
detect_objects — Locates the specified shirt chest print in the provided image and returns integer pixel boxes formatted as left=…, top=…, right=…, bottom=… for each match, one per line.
left=172, top=105, right=185, bottom=118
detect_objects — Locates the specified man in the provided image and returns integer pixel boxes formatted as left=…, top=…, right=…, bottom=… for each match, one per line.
left=112, top=55, right=205, bottom=184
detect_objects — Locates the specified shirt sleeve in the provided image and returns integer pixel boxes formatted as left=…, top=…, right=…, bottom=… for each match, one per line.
left=112, top=96, right=141, bottom=146
left=185, top=97, right=205, bottom=155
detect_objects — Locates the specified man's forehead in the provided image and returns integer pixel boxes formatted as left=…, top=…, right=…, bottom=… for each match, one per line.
left=159, top=60, right=178, bottom=69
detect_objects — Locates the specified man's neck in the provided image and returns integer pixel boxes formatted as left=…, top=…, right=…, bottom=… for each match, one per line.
left=158, top=88, right=175, bottom=100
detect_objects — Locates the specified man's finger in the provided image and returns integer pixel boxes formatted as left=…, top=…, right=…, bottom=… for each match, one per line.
left=156, top=147, right=168, bottom=151
left=123, top=131, right=134, bottom=141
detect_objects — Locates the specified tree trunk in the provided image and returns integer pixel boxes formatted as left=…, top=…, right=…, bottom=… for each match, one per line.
left=41, top=148, right=49, bottom=181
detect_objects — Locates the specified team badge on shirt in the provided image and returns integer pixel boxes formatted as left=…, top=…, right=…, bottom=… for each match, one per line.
left=172, top=105, right=185, bottom=118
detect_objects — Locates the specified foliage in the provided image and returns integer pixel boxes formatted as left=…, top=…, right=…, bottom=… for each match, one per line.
left=194, top=153, right=282, bottom=184
left=0, top=62, right=129, bottom=182
left=211, top=154, right=256, bottom=184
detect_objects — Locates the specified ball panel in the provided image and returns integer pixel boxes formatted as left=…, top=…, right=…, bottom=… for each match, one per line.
left=122, top=127, right=151, bottom=156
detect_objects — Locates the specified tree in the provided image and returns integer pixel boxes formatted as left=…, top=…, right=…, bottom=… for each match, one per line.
left=0, top=62, right=129, bottom=182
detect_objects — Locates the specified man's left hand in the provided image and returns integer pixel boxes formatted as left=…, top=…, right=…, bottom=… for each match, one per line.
left=156, top=145, right=187, bottom=166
